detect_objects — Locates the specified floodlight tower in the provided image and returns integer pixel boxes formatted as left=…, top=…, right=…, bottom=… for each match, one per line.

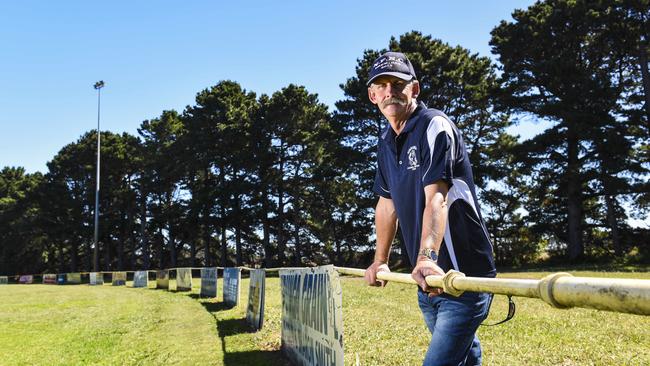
left=93, top=80, right=105, bottom=272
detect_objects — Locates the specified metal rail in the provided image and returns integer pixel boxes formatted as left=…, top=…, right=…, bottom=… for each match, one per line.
left=334, top=267, right=650, bottom=316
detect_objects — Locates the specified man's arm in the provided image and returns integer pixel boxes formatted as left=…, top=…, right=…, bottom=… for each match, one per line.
left=365, top=196, right=398, bottom=287
left=411, top=180, right=449, bottom=295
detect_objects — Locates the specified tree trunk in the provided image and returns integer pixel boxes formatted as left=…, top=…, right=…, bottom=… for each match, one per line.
left=236, top=226, right=242, bottom=266
left=117, top=240, right=124, bottom=270
left=293, top=216, right=301, bottom=267
left=221, top=224, right=228, bottom=267
left=639, top=49, right=650, bottom=123
left=488, top=220, right=501, bottom=264
left=168, top=227, right=177, bottom=268
left=258, top=162, right=274, bottom=268
left=165, top=191, right=176, bottom=268
left=118, top=214, right=126, bottom=270
left=277, top=150, right=287, bottom=265
left=604, top=194, right=622, bottom=257
left=70, top=242, right=78, bottom=272
left=157, top=227, right=164, bottom=269
left=86, top=241, right=92, bottom=272
left=190, top=237, right=196, bottom=267
left=59, top=244, right=66, bottom=273
left=140, top=192, right=149, bottom=270
left=204, top=213, right=211, bottom=267
left=566, top=131, right=583, bottom=262
left=345, top=240, right=355, bottom=265
left=334, top=221, right=342, bottom=266
left=103, top=234, right=111, bottom=271
left=262, top=196, right=272, bottom=267
left=189, top=204, right=199, bottom=266
left=128, top=200, right=137, bottom=270
left=190, top=206, right=197, bottom=267
left=202, top=203, right=211, bottom=267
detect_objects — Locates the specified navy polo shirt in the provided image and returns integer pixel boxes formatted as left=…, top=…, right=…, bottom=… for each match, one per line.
left=373, top=102, right=496, bottom=278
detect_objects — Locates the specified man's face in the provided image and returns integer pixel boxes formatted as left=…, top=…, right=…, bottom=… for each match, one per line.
left=368, top=75, right=420, bottom=121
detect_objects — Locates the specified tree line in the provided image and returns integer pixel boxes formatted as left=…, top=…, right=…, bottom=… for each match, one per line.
left=1, top=0, right=648, bottom=275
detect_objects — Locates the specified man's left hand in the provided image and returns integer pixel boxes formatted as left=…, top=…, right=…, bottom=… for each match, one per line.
left=411, top=258, right=444, bottom=296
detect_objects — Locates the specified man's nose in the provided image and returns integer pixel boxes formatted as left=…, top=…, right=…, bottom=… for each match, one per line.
left=385, top=83, right=398, bottom=96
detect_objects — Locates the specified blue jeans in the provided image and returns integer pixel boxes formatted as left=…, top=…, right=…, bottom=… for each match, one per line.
left=417, top=290, right=493, bottom=366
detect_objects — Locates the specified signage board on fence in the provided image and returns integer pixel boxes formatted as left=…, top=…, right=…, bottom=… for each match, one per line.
left=0, top=276, right=8, bottom=284
left=19, top=275, right=33, bottom=284
left=66, top=273, right=81, bottom=284
left=156, top=270, right=169, bottom=289
left=57, top=274, right=67, bottom=285
left=133, top=271, right=148, bottom=288
left=176, top=268, right=192, bottom=291
left=223, top=267, right=241, bottom=306
left=200, top=267, right=218, bottom=297
left=246, top=269, right=266, bottom=331
left=112, top=271, right=127, bottom=286
left=43, top=274, right=57, bottom=284
left=89, top=272, right=104, bottom=285
left=279, top=265, right=344, bottom=366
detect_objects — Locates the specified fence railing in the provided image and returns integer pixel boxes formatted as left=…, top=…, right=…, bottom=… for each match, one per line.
left=3, top=266, right=650, bottom=316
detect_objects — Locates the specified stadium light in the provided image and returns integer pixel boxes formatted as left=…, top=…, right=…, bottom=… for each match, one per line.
left=93, top=80, right=105, bottom=272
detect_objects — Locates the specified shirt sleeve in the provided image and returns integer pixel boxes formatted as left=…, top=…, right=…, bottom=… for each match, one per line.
left=373, top=149, right=392, bottom=198
left=421, top=116, right=455, bottom=187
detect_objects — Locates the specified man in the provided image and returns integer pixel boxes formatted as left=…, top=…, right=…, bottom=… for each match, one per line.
left=363, top=51, right=496, bottom=366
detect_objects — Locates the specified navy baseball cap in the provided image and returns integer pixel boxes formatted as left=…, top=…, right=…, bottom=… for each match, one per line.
left=367, top=52, right=417, bottom=86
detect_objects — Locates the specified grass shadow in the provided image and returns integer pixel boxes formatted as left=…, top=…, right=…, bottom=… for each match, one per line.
left=222, top=350, right=288, bottom=366
left=167, top=289, right=191, bottom=293
left=188, top=293, right=219, bottom=300
left=150, top=286, right=169, bottom=291
left=216, top=318, right=287, bottom=366
left=171, top=286, right=288, bottom=365
left=201, top=301, right=236, bottom=313
left=195, top=299, right=287, bottom=365
left=216, top=318, right=255, bottom=337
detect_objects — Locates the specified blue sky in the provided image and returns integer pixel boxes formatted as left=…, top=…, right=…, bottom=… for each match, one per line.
left=0, top=1, right=539, bottom=174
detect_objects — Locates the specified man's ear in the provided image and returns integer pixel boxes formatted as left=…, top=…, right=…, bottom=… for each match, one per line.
left=368, top=87, right=379, bottom=105
left=411, top=80, right=420, bottom=98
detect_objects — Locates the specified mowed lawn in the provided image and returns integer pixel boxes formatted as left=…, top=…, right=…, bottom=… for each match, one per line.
left=0, top=269, right=647, bottom=366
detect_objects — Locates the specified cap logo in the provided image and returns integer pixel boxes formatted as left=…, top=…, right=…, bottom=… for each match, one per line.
left=373, top=56, right=406, bottom=70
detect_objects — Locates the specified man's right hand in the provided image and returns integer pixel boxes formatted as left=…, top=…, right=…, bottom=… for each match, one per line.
left=365, top=260, right=391, bottom=287
left=411, top=257, right=444, bottom=296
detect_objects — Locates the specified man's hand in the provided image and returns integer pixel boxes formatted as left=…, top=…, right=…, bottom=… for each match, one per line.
left=365, top=260, right=391, bottom=287
left=411, top=258, right=444, bottom=296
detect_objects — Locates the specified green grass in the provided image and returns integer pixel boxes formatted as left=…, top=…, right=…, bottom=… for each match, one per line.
left=0, top=280, right=222, bottom=365
left=0, top=270, right=648, bottom=365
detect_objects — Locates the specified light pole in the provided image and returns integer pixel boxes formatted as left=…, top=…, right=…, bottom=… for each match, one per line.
left=93, top=80, right=105, bottom=272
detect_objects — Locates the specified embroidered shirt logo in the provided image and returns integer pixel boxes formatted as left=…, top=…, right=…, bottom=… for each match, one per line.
left=407, top=146, right=419, bottom=170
